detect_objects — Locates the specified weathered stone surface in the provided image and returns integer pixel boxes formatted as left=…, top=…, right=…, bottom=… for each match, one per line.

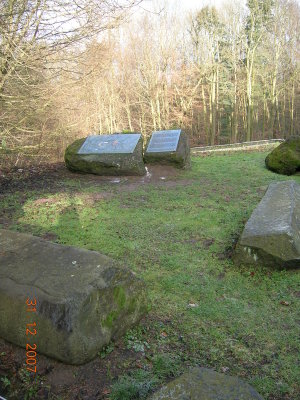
left=144, top=130, right=190, bottom=169
left=265, top=136, right=300, bottom=175
left=148, top=367, right=264, bottom=400
left=0, top=229, right=148, bottom=364
left=234, top=181, right=300, bottom=269
left=65, top=133, right=146, bottom=176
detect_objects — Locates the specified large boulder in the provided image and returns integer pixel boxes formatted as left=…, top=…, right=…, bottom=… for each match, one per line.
left=234, top=181, right=300, bottom=269
left=265, top=136, right=300, bottom=175
left=65, top=133, right=146, bottom=176
left=0, top=229, right=148, bottom=364
left=148, top=367, right=264, bottom=400
left=144, top=130, right=190, bottom=169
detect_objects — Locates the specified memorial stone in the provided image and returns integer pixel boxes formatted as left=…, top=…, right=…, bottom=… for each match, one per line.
left=65, top=133, right=146, bottom=176
left=144, top=129, right=190, bottom=168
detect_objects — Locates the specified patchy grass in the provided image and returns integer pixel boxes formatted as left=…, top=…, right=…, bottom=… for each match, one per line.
left=109, top=370, right=158, bottom=400
left=0, top=151, right=300, bottom=400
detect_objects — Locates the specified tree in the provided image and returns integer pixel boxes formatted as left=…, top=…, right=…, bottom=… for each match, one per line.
left=244, top=0, right=274, bottom=140
left=0, top=0, right=142, bottom=165
left=189, top=7, right=225, bottom=145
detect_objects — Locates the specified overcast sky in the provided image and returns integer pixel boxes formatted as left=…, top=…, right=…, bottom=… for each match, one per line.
left=180, top=0, right=300, bottom=9
left=138, top=0, right=240, bottom=12
left=138, top=0, right=300, bottom=13
left=178, top=0, right=300, bottom=9
left=174, top=0, right=228, bottom=10
left=134, top=0, right=244, bottom=17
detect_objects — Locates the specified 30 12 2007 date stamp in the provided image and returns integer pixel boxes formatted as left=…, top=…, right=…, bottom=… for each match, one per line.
left=26, top=297, right=37, bottom=373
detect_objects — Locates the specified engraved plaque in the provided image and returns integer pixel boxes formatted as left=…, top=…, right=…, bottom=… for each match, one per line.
left=146, top=130, right=181, bottom=153
left=78, top=134, right=141, bottom=154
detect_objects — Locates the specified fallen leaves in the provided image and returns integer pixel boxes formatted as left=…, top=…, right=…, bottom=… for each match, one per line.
left=280, top=301, right=290, bottom=306
left=188, top=303, right=199, bottom=308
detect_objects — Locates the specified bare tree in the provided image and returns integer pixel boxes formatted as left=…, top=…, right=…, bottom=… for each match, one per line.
left=1, top=0, right=299, bottom=167
left=0, top=0, right=142, bottom=165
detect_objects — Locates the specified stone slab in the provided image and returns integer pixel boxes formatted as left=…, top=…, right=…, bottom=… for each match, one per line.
left=148, top=367, right=264, bottom=400
left=234, top=181, right=300, bottom=268
left=144, top=130, right=190, bottom=169
left=65, top=133, right=146, bottom=176
left=0, top=229, right=148, bottom=364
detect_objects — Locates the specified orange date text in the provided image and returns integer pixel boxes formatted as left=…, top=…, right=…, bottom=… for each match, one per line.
left=25, top=297, right=37, bottom=373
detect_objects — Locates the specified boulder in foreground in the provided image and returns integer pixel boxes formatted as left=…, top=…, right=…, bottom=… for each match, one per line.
left=234, top=181, right=300, bottom=269
left=0, top=229, right=148, bottom=364
left=144, top=130, right=190, bottom=169
left=265, top=136, right=300, bottom=175
left=148, top=367, right=264, bottom=400
left=65, top=133, right=146, bottom=176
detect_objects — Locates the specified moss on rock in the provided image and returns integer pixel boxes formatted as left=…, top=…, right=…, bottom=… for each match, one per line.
left=265, top=136, right=300, bottom=175
left=149, top=367, right=264, bottom=399
left=0, top=229, right=148, bottom=364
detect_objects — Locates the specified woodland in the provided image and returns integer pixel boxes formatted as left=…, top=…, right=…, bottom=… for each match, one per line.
left=0, top=0, right=299, bottom=167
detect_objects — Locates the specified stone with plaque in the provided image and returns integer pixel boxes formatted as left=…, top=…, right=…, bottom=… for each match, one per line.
left=65, top=133, right=146, bottom=176
left=144, top=129, right=190, bottom=168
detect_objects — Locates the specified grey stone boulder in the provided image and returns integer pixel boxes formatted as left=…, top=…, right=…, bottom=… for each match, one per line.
left=265, top=135, right=300, bottom=175
left=0, top=229, right=148, bottom=364
left=234, top=180, right=300, bottom=269
left=148, top=367, right=264, bottom=400
left=65, top=133, right=146, bottom=176
left=144, top=130, right=190, bottom=169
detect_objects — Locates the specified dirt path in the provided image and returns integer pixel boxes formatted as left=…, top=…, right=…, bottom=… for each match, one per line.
left=0, top=163, right=186, bottom=194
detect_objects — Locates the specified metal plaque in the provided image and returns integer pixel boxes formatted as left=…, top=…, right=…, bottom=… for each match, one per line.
left=78, top=134, right=141, bottom=154
left=146, top=130, right=181, bottom=153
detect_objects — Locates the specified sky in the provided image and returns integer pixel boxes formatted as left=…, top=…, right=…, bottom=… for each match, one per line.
left=175, top=0, right=227, bottom=10
left=177, top=0, right=300, bottom=9
left=135, top=0, right=245, bottom=16
left=138, top=0, right=300, bottom=13
left=139, top=0, right=238, bottom=12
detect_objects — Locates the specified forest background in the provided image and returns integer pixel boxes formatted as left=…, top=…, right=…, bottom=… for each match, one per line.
left=0, top=0, right=299, bottom=166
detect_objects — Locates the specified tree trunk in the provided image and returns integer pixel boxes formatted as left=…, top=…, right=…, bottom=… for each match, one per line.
left=211, top=70, right=217, bottom=145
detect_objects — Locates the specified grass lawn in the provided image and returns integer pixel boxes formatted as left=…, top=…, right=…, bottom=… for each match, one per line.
left=0, top=151, right=299, bottom=400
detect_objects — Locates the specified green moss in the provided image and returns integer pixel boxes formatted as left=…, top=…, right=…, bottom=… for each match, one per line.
left=266, top=136, right=300, bottom=175
left=103, top=310, right=120, bottom=328
left=113, top=286, right=127, bottom=309
left=103, top=287, right=131, bottom=328
left=128, top=297, right=137, bottom=313
left=64, top=138, right=86, bottom=172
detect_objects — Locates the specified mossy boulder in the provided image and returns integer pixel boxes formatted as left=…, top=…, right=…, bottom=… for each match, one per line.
left=65, top=134, right=146, bottom=176
left=149, top=367, right=264, bottom=400
left=265, top=136, right=300, bottom=175
left=0, top=229, right=148, bottom=364
left=144, top=130, right=190, bottom=169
